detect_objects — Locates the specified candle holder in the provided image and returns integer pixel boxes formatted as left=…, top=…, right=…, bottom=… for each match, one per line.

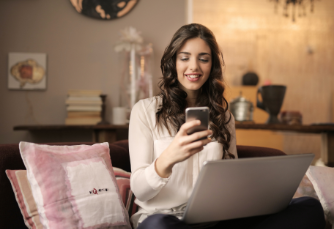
left=97, top=94, right=110, bottom=125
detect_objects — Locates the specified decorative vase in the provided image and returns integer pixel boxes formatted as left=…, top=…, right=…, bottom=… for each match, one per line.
left=256, top=85, right=287, bottom=124
left=112, top=107, right=127, bottom=125
left=118, top=43, right=153, bottom=121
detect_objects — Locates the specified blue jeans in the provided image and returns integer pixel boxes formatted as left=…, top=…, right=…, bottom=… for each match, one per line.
left=137, top=197, right=325, bottom=229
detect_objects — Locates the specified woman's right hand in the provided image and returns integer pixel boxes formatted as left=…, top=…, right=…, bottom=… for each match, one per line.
left=155, top=120, right=212, bottom=178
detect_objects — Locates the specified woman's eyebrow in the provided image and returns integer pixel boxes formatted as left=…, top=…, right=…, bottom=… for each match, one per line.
left=178, top=52, right=211, bottom=56
left=178, top=51, right=190, bottom=55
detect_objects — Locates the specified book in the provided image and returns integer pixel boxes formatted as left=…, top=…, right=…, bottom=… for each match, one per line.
left=67, top=111, right=101, bottom=118
left=67, top=90, right=102, bottom=97
left=66, top=96, right=102, bottom=101
left=65, top=117, right=102, bottom=125
left=65, top=91, right=104, bottom=124
left=65, top=100, right=102, bottom=105
left=67, top=105, right=102, bottom=112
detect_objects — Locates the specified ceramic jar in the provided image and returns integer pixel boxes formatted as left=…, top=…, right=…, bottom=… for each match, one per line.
left=230, top=93, right=254, bottom=122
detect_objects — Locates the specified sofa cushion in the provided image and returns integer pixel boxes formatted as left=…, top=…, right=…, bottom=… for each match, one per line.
left=113, top=167, right=138, bottom=217
left=307, top=166, right=334, bottom=226
left=19, top=141, right=131, bottom=229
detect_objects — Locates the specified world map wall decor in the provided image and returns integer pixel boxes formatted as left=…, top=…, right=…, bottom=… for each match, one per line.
left=70, top=0, right=138, bottom=20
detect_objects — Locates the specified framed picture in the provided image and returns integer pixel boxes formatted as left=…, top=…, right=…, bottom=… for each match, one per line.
left=8, top=52, right=47, bottom=90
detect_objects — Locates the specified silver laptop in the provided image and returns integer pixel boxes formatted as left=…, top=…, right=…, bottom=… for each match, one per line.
left=181, top=154, right=314, bottom=224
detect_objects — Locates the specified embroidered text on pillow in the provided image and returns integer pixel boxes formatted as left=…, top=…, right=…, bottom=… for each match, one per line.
left=89, top=188, right=109, bottom=194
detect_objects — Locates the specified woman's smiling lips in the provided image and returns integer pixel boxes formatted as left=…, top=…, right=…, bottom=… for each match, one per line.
left=185, top=73, right=202, bottom=82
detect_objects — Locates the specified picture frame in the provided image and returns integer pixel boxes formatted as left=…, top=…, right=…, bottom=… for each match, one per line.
left=8, top=52, right=47, bottom=90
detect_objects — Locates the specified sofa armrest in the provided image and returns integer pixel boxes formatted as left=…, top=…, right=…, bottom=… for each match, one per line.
left=237, top=145, right=286, bottom=158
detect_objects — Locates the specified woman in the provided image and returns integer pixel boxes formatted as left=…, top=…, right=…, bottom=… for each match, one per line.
left=129, top=23, right=325, bottom=229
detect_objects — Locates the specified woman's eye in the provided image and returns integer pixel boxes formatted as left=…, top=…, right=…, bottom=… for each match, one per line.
left=200, top=59, right=209, bottom=62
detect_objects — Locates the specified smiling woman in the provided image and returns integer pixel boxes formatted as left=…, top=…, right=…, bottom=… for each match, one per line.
left=128, top=23, right=238, bottom=228
left=69, top=0, right=138, bottom=20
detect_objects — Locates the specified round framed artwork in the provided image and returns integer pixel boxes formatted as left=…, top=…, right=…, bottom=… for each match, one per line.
left=70, top=0, right=139, bottom=20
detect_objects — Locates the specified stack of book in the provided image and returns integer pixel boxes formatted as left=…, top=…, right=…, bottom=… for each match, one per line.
left=65, top=90, right=102, bottom=125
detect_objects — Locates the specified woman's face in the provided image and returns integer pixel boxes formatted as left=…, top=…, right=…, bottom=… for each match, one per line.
left=176, top=37, right=212, bottom=96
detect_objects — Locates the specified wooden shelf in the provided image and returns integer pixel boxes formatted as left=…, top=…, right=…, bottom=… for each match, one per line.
left=13, top=124, right=129, bottom=131
left=14, top=123, right=334, bottom=133
left=235, top=123, right=334, bottom=134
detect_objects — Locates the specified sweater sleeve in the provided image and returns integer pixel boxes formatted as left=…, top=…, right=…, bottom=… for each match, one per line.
left=129, top=100, right=170, bottom=202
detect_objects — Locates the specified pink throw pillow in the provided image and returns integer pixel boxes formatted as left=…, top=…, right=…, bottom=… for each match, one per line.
left=6, top=170, right=43, bottom=229
left=7, top=168, right=138, bottom=229
left=19, top=142, right=131, bottom=229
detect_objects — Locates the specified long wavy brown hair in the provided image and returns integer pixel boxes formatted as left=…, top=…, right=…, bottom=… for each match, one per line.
left=156, top=23, right=234, bottom=159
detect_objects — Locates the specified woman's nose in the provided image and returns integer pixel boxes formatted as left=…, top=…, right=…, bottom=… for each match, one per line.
left=189, top=58, right=199, bottom=71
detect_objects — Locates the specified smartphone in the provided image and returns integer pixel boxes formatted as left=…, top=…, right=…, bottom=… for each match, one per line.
left=185, top=107, right=209, bottom=138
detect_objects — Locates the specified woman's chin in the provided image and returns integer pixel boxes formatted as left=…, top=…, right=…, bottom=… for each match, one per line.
left=183, top=86, right=202, bottom=93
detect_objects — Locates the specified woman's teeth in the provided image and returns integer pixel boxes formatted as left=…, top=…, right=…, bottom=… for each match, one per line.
left=187, top=75, right=200, bottom=78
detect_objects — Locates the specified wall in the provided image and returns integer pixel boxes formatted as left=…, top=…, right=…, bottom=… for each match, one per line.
left=0, top=0, right=186, bottom=144
left=193, top=0, right=334, bottom=159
